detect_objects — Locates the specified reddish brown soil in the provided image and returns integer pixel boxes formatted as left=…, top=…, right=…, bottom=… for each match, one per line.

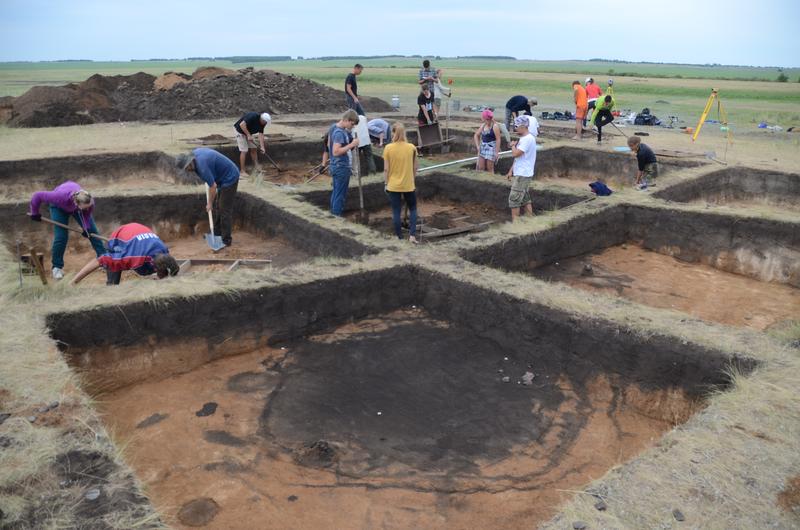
left=96, top=309, right=698, bottom=530
left=533, top=244, right=800, bottom=330
left=778, top=475, right=800, bottom=514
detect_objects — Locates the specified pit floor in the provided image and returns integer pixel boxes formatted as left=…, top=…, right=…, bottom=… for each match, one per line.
left=533, top=243, right=800, bottom=330
left=96, top=308, right=698, bottom=529
left=53, top=228, right=310, bottom=283
left=344, top=197, right=509, bottom=241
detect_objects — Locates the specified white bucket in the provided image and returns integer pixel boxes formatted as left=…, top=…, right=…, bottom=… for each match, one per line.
left=391, top=95, right=400, bottom=109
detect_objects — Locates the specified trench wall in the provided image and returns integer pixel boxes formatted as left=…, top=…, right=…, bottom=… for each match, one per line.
left=47, top=265, right=754, bottom=394
left=0, top=192, right=371, bottom=259
left=463, top=205, right=800, bottom=286
left=654, top=166, right=800, bottom=205
left=297, top=172, right=586, bottom=214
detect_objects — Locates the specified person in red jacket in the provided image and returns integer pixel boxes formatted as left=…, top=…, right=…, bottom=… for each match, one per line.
left=71, top=223, right=179, bottom=285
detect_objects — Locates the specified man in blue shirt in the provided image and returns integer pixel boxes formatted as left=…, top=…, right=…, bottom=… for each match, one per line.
left=327, top=109, right=360, bottom=216
left=177, top=148, right=241, bottom=246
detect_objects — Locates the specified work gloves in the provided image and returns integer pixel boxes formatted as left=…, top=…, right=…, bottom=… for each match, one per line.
left=30, top=213, right=42, bottom=222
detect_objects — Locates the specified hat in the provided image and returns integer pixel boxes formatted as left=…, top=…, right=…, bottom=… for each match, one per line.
left=260, top=112, right=271, bottom=124
left=175, top=153, right=194, bottom=171
left=514, top=115, right=530, bottom=128
left=528, top=97, right=538, bottom=106
left=586, top=77, right=593, bottom=84
left=481, top=109, right=493, bottom=120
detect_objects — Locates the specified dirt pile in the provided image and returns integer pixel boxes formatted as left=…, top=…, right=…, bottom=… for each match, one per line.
left=3, top=67, right=393, bottom=128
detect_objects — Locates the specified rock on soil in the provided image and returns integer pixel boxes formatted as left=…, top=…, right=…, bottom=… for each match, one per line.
left=178, top=497, right=220, bottom=527
left=4, top=66, right=393, bottom=128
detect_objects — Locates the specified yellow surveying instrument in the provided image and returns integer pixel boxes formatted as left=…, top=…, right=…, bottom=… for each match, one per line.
left=692, top=89, right=731, bottom=142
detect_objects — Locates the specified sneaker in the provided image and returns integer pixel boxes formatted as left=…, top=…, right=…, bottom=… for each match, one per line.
left=52, top=267, right=64, bottom=280
left=409, top=235, right=419, bottom=245
left=635, top=183, right=648, bottom=191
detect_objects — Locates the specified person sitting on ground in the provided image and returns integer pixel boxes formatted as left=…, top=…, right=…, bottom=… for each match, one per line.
left=28, top=181, right=105, bottom=280
left=627, top=136, right=659, bottom=190
left=474, top=109, right=502, bottom=173
left=417, top=86, right=437, bottom=126
left=383, top=122, right=419, bottom=244
left=71, top=223, right=179, bottom=285
left=572, top=81, right=588, bottom=140
left=504, top=95, right=537, bottom=131
left=345, top=64, right=365, bottom=116
left=367, top=118, right=391, bottom=147
left=506, top=115, right=539, bottom=220
left=233, top=111, right=270, bottom=175
left=177, top=148, right=240, bottom=247
left=591, top=95, right=616, bottom=143
left=327, top=109, right=361, bottom=216
left=584, top=78, right=603, bottom=128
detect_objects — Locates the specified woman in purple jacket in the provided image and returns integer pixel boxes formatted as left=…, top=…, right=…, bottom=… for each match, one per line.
left=29, top=181, right=106, bottom=280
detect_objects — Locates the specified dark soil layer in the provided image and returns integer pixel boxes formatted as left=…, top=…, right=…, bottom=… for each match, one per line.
left=463, top=204, right=800, bottom=286
left=475, top=146, right=705, bottom=185
left=654, top=166, right=800, bottom=212
left=0, top=151, right=193, bottom=198
left=4, top=67, right=392, bottom=128
left=297, top=172, right=587, bottom=235
left=0, top=191, right=371, bottom=262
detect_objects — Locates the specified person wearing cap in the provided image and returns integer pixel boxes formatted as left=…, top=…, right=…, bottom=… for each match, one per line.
left=345, top=64, right=365, bottom=116
left=417, top=86, right=437, bottom=126
left=327, top=109, right=361, bottom=216
left=28, top=181, right=106, bottom=280
left=591, top=94, right=616, bottom=143
left=177, top=148, right=240, bottom=247
left=506, top=115, right=539, bottom=220
left=233, top=111, right=271, bottom=175
left=504, top=95, right=537, bottom=131
left=70, top=223, right=179, bottom=285
left=473, top=109, right=502, bottom=173
left=572, top=81, right=588, bottom=140
left=584, top=78, right=603, bottom=128
left=367, top=118, right=391, bottom=147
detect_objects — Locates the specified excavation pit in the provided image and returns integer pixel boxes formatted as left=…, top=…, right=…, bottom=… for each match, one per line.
left=654, top=166, right=800, bottom=214
left=463, top=205, right=800, bottom=330
left=0, top=152, right=193, bottom=199
left=464, top=146, right=705, bottom=191
left=0, top=191, right=370, bottom=282
left=297, top=172, right=586, bottom=242
left=47, top=266, right=754, bottom=529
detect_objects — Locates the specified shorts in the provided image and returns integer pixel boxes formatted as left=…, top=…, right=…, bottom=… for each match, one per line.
left=642, top=162, right=659, bottom=184
left=575, top=106, right=588, bottom=120
left=234, top=129, right=258, bottom=152
left=508, top=176, right=533, bottom=208
left=479, top=141, right=496, bottom=160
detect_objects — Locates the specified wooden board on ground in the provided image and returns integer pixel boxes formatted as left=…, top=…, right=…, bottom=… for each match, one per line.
left=654, top=148, right=707, bottom=159
left=183, top=133, right=293, bottom=146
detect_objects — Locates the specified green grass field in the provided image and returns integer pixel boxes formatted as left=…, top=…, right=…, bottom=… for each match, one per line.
left=1, top=58, right=799, bottom=126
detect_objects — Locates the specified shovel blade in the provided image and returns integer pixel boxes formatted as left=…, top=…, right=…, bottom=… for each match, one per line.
left=205, top=233, right=226, bottom=252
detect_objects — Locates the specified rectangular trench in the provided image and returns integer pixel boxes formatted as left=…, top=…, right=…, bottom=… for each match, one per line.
left=46, top=264, right=755, bottom=529
left=462, top=205, right=800, bottom=330
left=297, top=172, right=587, bottom=241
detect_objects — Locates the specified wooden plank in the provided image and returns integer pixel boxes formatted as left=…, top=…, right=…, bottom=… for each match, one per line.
left=420, top=221, right=493, bottom=240
left=227, top=260, right=241, bottom=272
left=28, top=246, right=47, bottom=285
left=178, top=260, right=192, bottom=274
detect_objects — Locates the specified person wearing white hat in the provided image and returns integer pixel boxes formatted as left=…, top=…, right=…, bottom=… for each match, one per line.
left=506, top=114, right=539, bottom=220
left=233, top=111, right=271, bottom=174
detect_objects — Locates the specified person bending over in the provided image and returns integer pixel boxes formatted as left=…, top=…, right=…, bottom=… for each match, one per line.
left=71, top=223, right=179, bottom=285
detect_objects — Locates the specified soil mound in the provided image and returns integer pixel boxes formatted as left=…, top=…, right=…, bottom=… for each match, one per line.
left=4, top=66, right=393, bottom=128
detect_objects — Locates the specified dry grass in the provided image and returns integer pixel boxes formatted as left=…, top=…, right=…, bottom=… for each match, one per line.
left=1, top=117, right=799, bottom=528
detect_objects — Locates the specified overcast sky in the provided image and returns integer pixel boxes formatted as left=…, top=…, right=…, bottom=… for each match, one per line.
left=1, top=0, right=798, bottom=67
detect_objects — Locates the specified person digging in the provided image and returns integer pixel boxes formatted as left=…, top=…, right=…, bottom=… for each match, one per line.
left=177, top=148, right=241, bottom=247
left=233, top=111, right=271, bottom=175
left=28, top=181, right=106, bottom=280
left=71, top=223, right=179, bottom=285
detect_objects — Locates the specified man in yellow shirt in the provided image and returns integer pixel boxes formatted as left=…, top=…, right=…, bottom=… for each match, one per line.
left=382, top=122, right=419, bottom=244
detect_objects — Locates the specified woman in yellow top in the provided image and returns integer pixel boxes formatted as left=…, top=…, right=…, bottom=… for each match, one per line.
left=382, top=122, right=419, bottom=243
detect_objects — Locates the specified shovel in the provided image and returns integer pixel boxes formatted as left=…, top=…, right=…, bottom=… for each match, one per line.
left=204, top=184, right=225, bottom=252
left=36, top=215, right=110, bottom=242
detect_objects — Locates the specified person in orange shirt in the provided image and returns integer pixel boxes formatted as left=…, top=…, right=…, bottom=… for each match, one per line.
left=572, top=81, right=588, bottom=140
left=584, top=77, right=603, bottom=128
